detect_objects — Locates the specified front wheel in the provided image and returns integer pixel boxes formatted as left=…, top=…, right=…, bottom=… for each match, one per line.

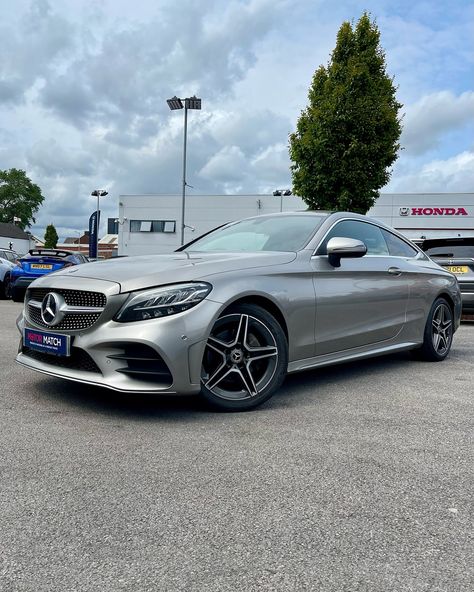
left=415, top=297, right=454, bottom=362
left=200, top=304, right=288, bottom=411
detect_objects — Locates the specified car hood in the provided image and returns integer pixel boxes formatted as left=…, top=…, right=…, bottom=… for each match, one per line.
left=52, top=251, right=297, bottom=293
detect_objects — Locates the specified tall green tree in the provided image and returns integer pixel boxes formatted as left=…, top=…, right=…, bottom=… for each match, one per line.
left=0, top=168, right=45, bottom=229
left=289, top=13, right=402, bottom=213
left=44, top=224, right=59, bottom=248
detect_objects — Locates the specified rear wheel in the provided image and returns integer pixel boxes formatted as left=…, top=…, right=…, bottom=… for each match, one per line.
left=0, top=273, right=10, bottom=299
left=200, top=304, right=288, bottom=411
left=11, top=286, right=25, bottom=303
left=416, top=297, right=454, bottom=361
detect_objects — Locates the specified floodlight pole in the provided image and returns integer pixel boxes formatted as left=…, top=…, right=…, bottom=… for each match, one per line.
left=167, top=96, right=201, bottom=246
left=181, top=103, right=188, bottom=245
left=91, top=189, right=108, bottom=260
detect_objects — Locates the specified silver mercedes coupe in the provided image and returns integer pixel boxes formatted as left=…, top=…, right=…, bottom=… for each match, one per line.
left=16, top=212, right=461, bottom=411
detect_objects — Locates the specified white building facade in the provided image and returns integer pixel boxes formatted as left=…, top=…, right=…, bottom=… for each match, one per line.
left=117, top=193, right=474, bottom=256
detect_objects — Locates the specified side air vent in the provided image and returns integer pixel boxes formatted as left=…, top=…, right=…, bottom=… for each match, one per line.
left=107, top=343, right=173, bottom=387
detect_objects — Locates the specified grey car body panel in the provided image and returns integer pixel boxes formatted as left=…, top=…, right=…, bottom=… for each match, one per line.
left=50, top=251, right=297, bottom=294
left=15, top=211, right=462, bottom=395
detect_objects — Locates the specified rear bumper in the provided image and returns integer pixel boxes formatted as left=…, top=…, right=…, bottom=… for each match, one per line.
left=12, top=276, right=35, bottom=289
left=460, top=290, right=474, bottom=312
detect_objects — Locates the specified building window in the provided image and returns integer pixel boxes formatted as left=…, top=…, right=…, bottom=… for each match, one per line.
left=130, top=220, right=176, bottom=233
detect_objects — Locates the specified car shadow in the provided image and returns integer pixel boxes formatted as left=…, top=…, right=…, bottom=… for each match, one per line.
left=36, top=350, right=414, bottom=419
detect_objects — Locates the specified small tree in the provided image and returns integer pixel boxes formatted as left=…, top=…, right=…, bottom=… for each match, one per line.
left=0, top=168, right=45, bottom=228
left=44, top=224, right=59, bottom=249
left=289, top=13, right=402, bottom=213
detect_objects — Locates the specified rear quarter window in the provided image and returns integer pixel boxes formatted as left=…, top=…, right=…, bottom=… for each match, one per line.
left=381, top=229, right=418, bottom=258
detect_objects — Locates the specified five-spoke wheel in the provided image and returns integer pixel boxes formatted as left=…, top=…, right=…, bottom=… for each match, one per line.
left=200, top=304, right=287, bottom=410
left=416, top=297, right=454, bottom=361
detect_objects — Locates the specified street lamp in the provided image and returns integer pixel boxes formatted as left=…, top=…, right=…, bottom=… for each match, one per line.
left=273, top=189, right=292, bottom=211
left=91, top=189, right=108, bottom=260
left=166, top=95, right=202, bottom=245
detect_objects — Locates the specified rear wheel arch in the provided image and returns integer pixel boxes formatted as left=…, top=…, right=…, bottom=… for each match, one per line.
left=437, top=292, right=455, bottom=318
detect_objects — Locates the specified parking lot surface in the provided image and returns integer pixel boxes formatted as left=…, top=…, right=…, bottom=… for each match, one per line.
left=1, top=301, right=472, bottom=592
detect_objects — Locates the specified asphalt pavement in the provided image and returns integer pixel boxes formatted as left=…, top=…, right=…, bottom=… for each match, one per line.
left=0, top=301, right=472, bottom=592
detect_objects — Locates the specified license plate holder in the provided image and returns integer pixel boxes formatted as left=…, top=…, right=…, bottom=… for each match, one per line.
left=23, top=328, right=71, bottom=357
left=444, top=265, right=469, bottom=274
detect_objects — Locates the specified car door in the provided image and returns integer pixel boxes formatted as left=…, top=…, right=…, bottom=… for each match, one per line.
left=311, top=219, right=409, bottom=356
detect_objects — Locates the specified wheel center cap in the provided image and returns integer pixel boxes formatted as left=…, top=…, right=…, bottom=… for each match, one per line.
left=230, top=348, right=244, bottom=364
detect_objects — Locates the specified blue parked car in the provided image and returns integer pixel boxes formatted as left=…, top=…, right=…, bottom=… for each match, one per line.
left=11, top=249, right=88, bottom=302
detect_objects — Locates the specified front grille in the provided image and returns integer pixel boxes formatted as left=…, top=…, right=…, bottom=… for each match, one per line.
left=28, top=288, right=106, bottom=308
left=107, top=343, right=173, bottom=386
left=22, top=346, right=101, bottom=374
left=26, top=288, right=106, bottom=331
left=27, top=305, right=102, bottom=331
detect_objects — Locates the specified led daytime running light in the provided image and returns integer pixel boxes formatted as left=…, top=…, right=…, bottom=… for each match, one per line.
left=115, top=283, right=212, bottom=322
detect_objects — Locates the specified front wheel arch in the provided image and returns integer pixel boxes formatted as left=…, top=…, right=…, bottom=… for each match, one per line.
left=220, top=295, right=289, bottom=345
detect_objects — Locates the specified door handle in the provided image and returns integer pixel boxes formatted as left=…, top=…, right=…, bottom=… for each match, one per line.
left=388, top=267, right=402, bottom=276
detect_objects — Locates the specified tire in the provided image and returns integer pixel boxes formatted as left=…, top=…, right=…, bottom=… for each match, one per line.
left=415, top=297, right=454, bottom=362
left=11, top=286, right=25, bottom=303
left=200, top=303, right=288, bottom=411
left=0, top=273, right=10, bottom=300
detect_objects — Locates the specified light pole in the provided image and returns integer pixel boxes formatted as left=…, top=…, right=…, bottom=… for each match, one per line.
left=273, top=189, right=292, bottom=212
left=91, top=189, right=108, bottom=260
left=166, top=95, right=202, bottom=245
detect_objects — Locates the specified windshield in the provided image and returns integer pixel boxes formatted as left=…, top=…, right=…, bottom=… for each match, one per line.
left=185, top=215, right=326, bottom=252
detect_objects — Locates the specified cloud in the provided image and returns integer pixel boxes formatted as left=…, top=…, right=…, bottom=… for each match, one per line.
left=27, top=139, right=97, bottom=178
left=0, top=0, right=75, bottom=105
left=388, top=151, right=474, bottom=193
left=38, top=0, right=287, bottom=140
left=402, top=91, right=474, bottom=155
left=199, top=146, right=249, bottom=185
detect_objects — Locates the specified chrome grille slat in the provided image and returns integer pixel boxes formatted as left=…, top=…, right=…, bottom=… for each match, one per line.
left=28, top=288, right=106, bottom=308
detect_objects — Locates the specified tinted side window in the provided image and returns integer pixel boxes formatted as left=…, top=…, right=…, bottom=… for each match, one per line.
left=381, top=229, right=418, bottom=258
left=317, top=220, right=389, bottom=256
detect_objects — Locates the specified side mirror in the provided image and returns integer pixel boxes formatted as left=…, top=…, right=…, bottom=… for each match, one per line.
left=327, top=237, right=367, bottom=268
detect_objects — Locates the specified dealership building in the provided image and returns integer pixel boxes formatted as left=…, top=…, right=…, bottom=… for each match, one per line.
left=117, top=192, right=473, bottom=256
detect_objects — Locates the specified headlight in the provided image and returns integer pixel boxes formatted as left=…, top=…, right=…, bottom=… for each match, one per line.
left=114, top=282, right=212, bottom=323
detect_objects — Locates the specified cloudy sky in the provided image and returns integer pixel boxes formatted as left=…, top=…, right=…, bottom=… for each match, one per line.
left=0, top=0, right=473, bottom=240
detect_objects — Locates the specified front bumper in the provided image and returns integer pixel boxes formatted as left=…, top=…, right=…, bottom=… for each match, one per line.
left=16, top=293, right=223, bottom=395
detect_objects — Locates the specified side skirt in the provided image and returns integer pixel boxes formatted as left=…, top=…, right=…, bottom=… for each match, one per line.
left=287, top=341, right=420, bottom=374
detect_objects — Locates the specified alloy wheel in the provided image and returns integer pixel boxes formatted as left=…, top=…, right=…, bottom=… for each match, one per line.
left=202, top=313, right=279, bottom=401
left=431, top=302, right=453, bottom=356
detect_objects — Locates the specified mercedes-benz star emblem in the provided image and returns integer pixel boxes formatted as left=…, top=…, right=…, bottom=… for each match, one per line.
left=41, top=292, right=66, bottom=326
